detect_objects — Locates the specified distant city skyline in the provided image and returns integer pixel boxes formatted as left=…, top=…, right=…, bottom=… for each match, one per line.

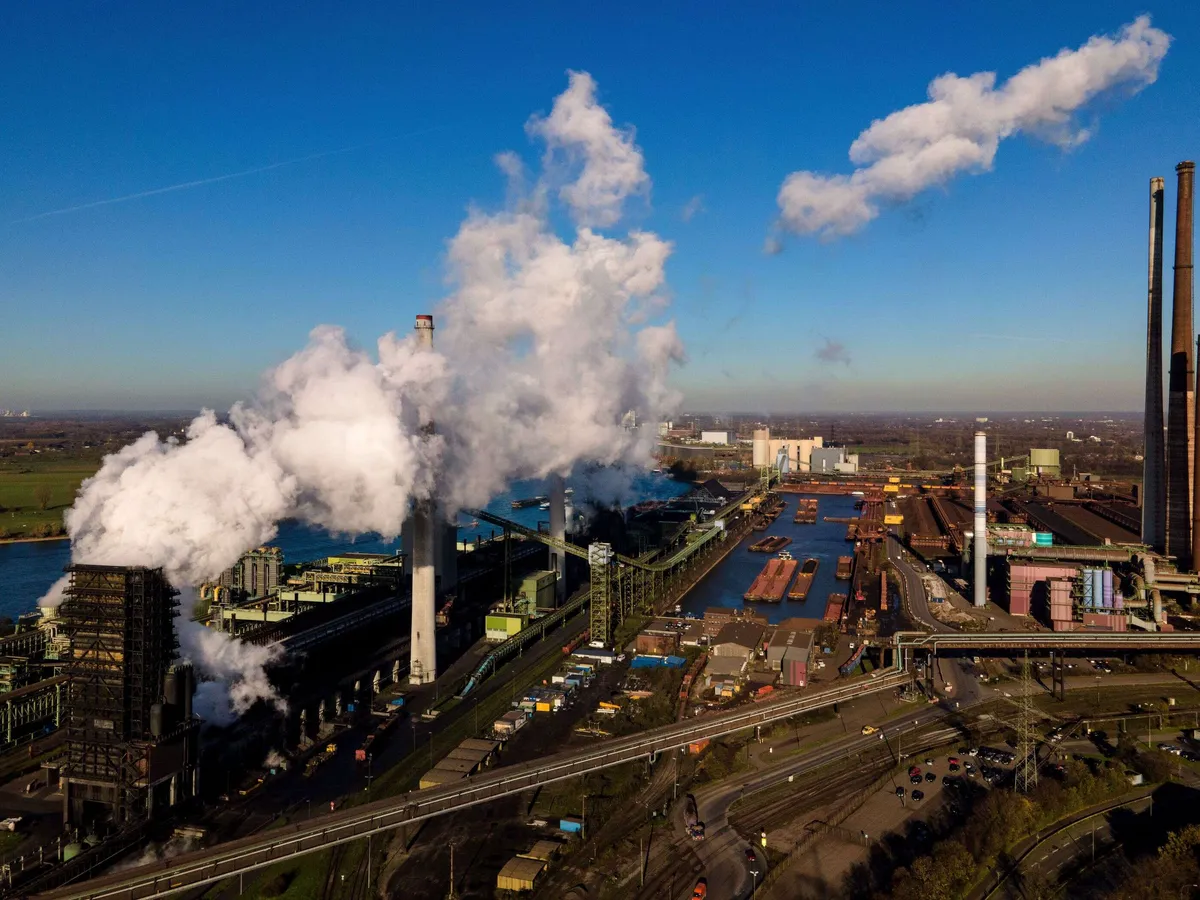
left=3, top=3, right=1199, bottom=413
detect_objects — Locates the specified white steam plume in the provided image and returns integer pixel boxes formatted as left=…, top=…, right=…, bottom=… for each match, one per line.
left=527, top=70, right=650, bottom=228
left=775, top=16, right=1170, bottom=240
left=436, top=70, right=683, bottom=512
left=53, top=327, right=444, bottom=719
left=48, top=70, right=682, bottom=722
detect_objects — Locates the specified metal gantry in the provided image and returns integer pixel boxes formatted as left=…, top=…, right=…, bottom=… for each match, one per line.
left=588, top=543, right=614, bottom=644
left=1014, top=652, right=1038, bottom=794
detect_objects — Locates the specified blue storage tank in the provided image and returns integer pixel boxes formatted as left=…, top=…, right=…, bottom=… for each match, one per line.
left=1092, top=569, right=1104, bottom=610
left=1102, top=568, right=1114, bottom=609
left=1082, top=569, right=1094, bottom=607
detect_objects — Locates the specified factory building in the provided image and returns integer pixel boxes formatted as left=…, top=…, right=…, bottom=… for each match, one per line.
left=751, top=428, right=825, bottom=472
left=700, top=430, right=734, bottom=445
left=809, top=446, right=859, bottom=475
left=216, top=546, right=282, bottom=603
left=59, top=565, right=199, bottom=827
left=1028, top=449, right=1061, bottom=478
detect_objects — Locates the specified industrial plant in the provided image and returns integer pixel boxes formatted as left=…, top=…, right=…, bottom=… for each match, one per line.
left=2, top=173, right=1200, bottom=899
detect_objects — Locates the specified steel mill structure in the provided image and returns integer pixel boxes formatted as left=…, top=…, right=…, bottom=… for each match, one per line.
left=1143, top=175, right=1167, bottom=553
left=1165, top=162, right=1196, bottom=569
left=59, top=565, right=199, bottom=827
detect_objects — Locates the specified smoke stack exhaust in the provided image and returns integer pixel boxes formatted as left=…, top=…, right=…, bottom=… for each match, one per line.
left=1144, top=177, right=1167, bottom=553
left=1167, top=162, right=1195, bottom=569
left=410, top=314, right=438, bottom=685
left=973, top=431, right=987, bottom=608
left=549, top=474, right=567, bottom=605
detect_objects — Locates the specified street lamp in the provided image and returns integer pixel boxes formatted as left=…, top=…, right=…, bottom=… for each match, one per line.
left=750, top=868, right=759, bottom=896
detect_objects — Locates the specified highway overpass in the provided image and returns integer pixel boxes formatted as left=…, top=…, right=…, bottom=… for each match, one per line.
left=894, top=630, right=1200, bottom=654
left=37, top=672, right=910, bottom=900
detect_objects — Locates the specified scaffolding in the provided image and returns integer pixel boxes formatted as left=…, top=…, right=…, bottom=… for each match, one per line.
left=588, top=543, right=614, bottom=645
left=61, top=565, right=179, bottom=826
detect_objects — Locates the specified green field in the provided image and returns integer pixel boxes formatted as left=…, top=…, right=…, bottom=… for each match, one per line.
left=0, top=455, right=100, bottom=540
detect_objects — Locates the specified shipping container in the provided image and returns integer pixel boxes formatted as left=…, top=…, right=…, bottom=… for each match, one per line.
left=560, top=816, right=584, bottom=834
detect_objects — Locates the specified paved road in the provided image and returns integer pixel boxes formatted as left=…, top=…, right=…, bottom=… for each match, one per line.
left=678, top=704, right=951, bottom=900
left=887, top=536, right=984, bottom=709
left=984, top=794, right=1153, bottom=899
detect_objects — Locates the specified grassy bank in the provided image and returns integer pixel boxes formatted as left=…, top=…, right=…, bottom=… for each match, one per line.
left=0, top=455, right=100, bottom=540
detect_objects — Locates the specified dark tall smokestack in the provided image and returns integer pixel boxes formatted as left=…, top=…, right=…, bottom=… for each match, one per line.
left=1167, top=161, right=1195, bottom=569
left=1144, top=176, right=1166, bottom=553
left=410, top=314, right=438, bottom=685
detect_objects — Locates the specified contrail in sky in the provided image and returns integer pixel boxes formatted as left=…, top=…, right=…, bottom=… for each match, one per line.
left=12, top=126, right=449, bottom=224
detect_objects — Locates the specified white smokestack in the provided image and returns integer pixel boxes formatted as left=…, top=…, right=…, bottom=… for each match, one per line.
left=974, top=431, right=987, bottom=608
left=410, top=314, right=438, bottom=685
left=549, top=473, right=567, bottom=605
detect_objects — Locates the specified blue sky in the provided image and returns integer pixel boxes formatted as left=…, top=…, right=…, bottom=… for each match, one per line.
left=3, top=2, right=1199, bottom=413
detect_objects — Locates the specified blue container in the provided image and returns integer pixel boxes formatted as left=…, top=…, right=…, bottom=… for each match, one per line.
left=346, top=703, right=356, bottom=713
left=389, top=697, right=406, bottom=707
left=560, top=817, right=583, bottom=834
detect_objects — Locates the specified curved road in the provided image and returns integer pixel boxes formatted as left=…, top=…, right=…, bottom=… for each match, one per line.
left=676, top=705, right=954, bottom=899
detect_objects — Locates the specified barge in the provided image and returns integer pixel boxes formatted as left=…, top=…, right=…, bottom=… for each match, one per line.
left=749, top=535, right=792, bottom=553
left=835, top=556, right=853, bottom=580
left=787, top=557, right=819, bottom=600
left=744, top=554, right=798, bottom=602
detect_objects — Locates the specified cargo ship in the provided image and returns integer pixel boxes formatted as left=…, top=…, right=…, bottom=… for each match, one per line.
left=835, top=556, right=853, bottom=580
left=744, top=554, right=798, bottom=602
left=823, top=593, right=846, bottom=623
left=749, top=535, right=791, bottom=553
left=787, top=557, right=819, bottom=600
left=792, top=498, right=819, bottom=524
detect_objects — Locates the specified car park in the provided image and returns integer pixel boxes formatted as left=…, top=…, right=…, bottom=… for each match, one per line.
left=912, top=789, right=925, bottom=801
left=925, top=771, right=936, bottom=783
left=910, top=775, right=922, bottom=785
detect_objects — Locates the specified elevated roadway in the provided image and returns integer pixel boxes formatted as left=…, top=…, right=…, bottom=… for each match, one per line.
left=894, top=630, right=1200, bottom=654
left=38, top=672, right=910, bottom=900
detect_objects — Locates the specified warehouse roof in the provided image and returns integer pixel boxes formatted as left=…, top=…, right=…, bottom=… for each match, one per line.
left=769, top=623, right=816, bottom=653
left=520, top=840, right=562, bottom=861
left=497, top=856, right=546, bottom=887
left=705, top=656, right=748, bottom=678
left=712, top=621, right=764, bottom=651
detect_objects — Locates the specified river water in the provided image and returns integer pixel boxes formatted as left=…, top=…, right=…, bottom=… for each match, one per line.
left=680, top=493, right=859, bottom=624
left=0, top=472, right=689, bottom=621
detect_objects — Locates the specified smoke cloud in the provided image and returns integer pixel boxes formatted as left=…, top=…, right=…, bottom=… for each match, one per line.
left=49, top=71, right=682, bottom=722
left=775, top=16, right=1170, bottom=240
left=816, top=339, right=851, bottom=366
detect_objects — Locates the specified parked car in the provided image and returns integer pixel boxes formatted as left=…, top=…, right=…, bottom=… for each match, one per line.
left=912, top=790, right=925, bottom=801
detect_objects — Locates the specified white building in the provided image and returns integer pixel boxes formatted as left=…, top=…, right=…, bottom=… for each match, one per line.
left=700, top=430, right=734, bottom=445
left=751, top=428, right=823, bottom=471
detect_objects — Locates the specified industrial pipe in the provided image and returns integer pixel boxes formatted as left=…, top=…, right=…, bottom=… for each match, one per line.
left=549, top=473, right=567, bottom=605
left=1169, top=161, right=1195, bottom=568
left=973, top=431, right=987, bottom=608
left=1145, top=176, right=1167, bottom=552
left=410, top=314, right=438, bottom=685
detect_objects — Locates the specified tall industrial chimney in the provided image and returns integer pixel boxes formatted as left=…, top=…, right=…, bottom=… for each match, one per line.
left=973, top=431, right=987, bottom=608
left=1144, top=177, right=1167, bottom=553
left=1169, top=162, right=1196, bottom=569
left=549, top=473, right=567, bottom=605
left=410, top=314, right=438, bottom=685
